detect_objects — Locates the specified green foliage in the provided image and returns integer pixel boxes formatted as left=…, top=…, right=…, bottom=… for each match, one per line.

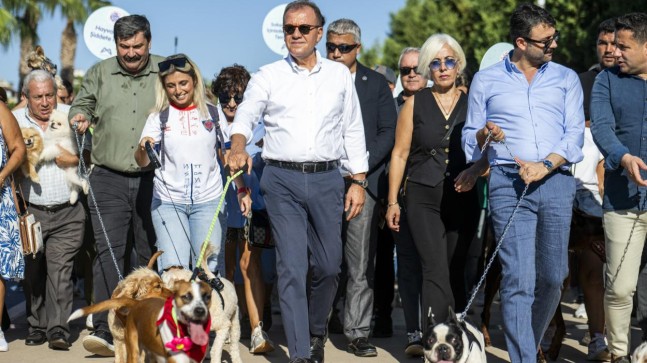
left=0, top=8, right=17, bottom=47
left=359, top=40, right=383, bottom=68
left=381, top=0, right=647, bottom=78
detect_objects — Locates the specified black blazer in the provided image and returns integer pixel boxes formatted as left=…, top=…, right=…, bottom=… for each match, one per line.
left=354, top=62, right=397, bottom=199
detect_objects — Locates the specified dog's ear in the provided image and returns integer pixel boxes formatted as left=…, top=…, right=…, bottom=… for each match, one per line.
left=427, top=307, right=437, bottom=326
left=448, top=306, right=459, bottom=324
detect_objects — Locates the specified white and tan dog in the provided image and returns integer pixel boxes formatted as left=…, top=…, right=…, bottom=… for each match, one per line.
left=70, top=279, right=213, bottom=363
left=633, top=341, right=647, bottom=363
left=39, top=108, right=88, bottom=204
left=423, top=308, right=487, bottom=363
left=162, top=265, right=242, bottom=363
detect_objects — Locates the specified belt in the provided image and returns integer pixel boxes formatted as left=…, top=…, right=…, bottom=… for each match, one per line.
left=97, top=165, right=152, bottom=177
left=28, top=201, right=72, bottom=213
left=265, top=159, right=340, bottom=173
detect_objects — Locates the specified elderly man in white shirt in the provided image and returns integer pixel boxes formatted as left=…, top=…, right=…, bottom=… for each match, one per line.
left=227, top=2, right=368, bottom=363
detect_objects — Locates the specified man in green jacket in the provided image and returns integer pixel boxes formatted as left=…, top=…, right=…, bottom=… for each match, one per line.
left=68, top=14, right=163, bottom=356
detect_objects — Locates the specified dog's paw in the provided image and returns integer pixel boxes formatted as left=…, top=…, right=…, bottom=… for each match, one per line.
left=69, top=190, right=78, bottom=205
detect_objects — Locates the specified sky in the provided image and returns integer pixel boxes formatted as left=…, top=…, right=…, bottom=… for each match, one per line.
left=0, top=0, right=406, bottom=91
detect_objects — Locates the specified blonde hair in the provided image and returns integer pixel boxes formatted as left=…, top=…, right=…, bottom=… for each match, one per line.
left=154, top=54, right=209, bottom=118
left=418, top=33, right=466, bottom=80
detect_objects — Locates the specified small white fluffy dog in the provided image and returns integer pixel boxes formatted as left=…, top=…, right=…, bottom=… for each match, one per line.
left=39, top=109, right=88, bottom=204
left=633, top=341, right=647, bottom=363
left=162, top=261, right=242, bottom=363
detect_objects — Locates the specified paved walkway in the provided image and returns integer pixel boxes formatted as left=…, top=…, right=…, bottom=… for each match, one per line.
left=1, top=283, right=644, bottom=362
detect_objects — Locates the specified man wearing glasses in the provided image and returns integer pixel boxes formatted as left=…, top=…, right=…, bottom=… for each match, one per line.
left=591, top=13, right=647, bottom=363
left=227, top=1, right=368, bottom=363
left=462, top=3, right=584, bottom=362
left=396, top=47, right=427, bottom=112
left=325, top=18, right=396, bottom=358
left=68, top=15, right=163, bottom=356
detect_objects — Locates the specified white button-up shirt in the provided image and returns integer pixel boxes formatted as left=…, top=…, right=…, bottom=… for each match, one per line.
left=230, top=51, right=369, bottom=175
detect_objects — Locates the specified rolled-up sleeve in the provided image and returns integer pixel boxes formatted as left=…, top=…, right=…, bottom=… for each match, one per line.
left=462, top=72, right=486, bottom=162
left=551, top=71, right=584, bottom=164
left=69, top=64, right=98, bottom=123
left=342, top=72, right=369, bottom=174
left=590, top=71, right=629, bottom=170
left=231, top=70, right=269, bottom=143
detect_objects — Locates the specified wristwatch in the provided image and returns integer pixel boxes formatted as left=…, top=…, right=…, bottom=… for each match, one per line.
left=542, top=159, right=554, bottom=171
left=351, top=179, right=368, bottom=189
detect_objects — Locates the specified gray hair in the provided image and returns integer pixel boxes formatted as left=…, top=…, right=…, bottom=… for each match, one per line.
left=398, top=47, right=420, bottom=67
left=327, top=19, right=361, bottom=44
left=22, top=70, right=55, bottom=97
left=114, top=14, right=151, bottom=43
left=418, top=34, right=466, bottom=79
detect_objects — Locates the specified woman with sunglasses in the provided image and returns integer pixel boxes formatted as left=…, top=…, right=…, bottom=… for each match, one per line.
left=385, top=34, right=480, bottom=324
left=135, top=54, right=251, bottom=275
left=211, top=65, right=275, bottom=355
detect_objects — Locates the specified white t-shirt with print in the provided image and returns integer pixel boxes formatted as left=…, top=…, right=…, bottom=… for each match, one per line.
left=140, top=105, right=222, bottom=204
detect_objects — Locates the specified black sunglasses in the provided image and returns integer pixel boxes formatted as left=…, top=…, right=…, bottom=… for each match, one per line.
left=522, top=30, right=560, bottom=53
left=399, top=66, right=420, bottom=76
left=283, top=24, right=320, bottom=35
left=158, top=56, right=189, bottom=73
left=218, top=92, right=243, bottom=106
left=429, top=58, right=458, bottom=72
left=326, top=43, right=359, bottom=54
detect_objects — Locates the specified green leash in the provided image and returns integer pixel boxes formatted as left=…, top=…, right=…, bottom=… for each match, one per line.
left=194, top=169, right=244, bottom=271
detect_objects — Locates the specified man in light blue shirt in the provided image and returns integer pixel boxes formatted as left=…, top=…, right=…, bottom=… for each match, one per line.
left=462, top=4, right=584, bottom=362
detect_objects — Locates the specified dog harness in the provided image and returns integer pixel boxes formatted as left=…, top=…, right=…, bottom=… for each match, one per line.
left=157, top=296, right=211, bottom=362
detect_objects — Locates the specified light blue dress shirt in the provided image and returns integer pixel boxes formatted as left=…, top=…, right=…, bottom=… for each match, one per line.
left=462, top=53, right=584, bottom=166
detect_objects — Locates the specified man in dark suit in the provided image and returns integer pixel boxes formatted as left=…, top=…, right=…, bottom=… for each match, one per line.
left=326, top=18, right=397, bottom=358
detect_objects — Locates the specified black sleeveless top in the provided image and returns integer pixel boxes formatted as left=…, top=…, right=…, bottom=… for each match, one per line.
left=406, top=88, right=469, bottom=187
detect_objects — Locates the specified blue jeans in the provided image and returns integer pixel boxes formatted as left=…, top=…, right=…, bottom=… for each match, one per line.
left=489, top=165, right=574, bottom=363
left=151, top=197, right=226, bottom=274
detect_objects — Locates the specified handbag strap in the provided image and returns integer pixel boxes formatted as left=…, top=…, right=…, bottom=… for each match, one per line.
left=9, top=176, right=27, bottom=215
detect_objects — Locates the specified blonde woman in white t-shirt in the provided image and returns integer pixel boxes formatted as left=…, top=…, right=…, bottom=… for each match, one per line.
left=135, top=54, right=251, bottom=273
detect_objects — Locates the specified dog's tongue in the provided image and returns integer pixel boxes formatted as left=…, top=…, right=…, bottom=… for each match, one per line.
left=188, top=322, right=209, bottom=346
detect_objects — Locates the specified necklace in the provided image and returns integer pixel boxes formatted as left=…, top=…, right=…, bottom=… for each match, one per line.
left=432, top=90, right=459, bottom=118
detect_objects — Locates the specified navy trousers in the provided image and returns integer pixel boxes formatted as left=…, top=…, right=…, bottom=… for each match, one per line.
left=260, top=165, right=344, bottom=359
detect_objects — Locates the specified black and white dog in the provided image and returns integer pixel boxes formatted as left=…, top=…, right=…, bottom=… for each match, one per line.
left=423, top=307, right=487, bottom=363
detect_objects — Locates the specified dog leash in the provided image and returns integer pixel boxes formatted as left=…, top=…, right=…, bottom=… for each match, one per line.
left=72, top=124, right=124, bottom=280
left=459, top=131, right=529, bottom=322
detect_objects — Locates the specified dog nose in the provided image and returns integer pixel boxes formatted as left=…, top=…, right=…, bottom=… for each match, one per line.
left=438, top=345, right=451, bottom=360
left=195, top=306, right=206, bottom=317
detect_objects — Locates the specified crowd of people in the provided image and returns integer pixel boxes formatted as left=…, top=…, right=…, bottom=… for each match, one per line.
left=1, top=1, right=647, bottom=363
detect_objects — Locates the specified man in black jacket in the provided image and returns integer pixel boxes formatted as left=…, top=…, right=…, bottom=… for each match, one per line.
left=326, top=18, right=397, bottom=358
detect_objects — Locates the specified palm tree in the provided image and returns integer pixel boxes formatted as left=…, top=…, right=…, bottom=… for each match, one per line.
left=1, top=0, right=42, bottom=92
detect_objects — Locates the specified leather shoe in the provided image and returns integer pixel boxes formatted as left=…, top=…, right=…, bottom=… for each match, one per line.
left=48, top=331, right=71, bottom=350
left=310, top=336, right=325, bottom=363
left=25, top=330, right=47, bottom=346
left=348, top=337, right=378, bottom=357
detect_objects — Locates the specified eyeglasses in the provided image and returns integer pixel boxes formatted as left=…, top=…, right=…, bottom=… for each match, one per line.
left=429, top=58, right=458, bottom=72
left=326, top=43, right=359, bottom=54
left=218, top=92, right=243, bottom=106
left=399, top=66, right=420, bottom=76
left=522, top=31, right=560, bottom=53
left=283, top=24, right=321, bottom=35
left=158, top=56, right=189, bottom=74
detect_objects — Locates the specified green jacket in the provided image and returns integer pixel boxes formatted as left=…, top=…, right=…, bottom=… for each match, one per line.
left=69, top=54, right=164, bottom=172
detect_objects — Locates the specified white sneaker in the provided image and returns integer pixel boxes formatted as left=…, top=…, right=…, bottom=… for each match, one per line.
left=0, top=330, right=8, bottom=352
left=86, top=314, right=94, bottom=330
left=249, top=322, right=275, bottom=354
left=574, top=303, right=588, bottom=319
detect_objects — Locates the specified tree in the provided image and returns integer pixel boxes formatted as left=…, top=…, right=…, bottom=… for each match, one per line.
left=1, top=0, right=42, bottom=92
left=379, top=0, right=646, bottom=80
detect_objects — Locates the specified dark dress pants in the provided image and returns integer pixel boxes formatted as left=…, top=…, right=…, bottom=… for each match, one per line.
left=23, top=203, right=85, bottom=339
left=89, top=166, right=156, bottom=332
left=260, top=166, right=344, bottom=359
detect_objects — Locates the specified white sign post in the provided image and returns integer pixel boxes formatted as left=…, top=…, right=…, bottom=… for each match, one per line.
left=83, top=6, right=130, bottom=60
left=262, top=4, right=288, bottom=56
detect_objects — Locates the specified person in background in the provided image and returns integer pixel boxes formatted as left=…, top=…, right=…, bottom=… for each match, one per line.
left=56, top=78, right=74, bottom=106
left=462, top=4, right=584, bottom=362
left=373, top=65, right=397, bottom=93
left=326, top=18, right=397, bottom=358
left=68, top=15, right=162, bottom=355
left=227, top=2, right=368, bottom=362
left=573, top=17, right=616, bottom=362
left=395, top=47, right=427, bottom=112
left=211, top=64, right=275, bottom=355
left=0, top=85, right=26, bottom=353
left=387, top=32, right=479, bottom=333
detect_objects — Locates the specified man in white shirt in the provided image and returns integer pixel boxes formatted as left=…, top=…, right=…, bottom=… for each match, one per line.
left=227, top=2, right=368, bottom=362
